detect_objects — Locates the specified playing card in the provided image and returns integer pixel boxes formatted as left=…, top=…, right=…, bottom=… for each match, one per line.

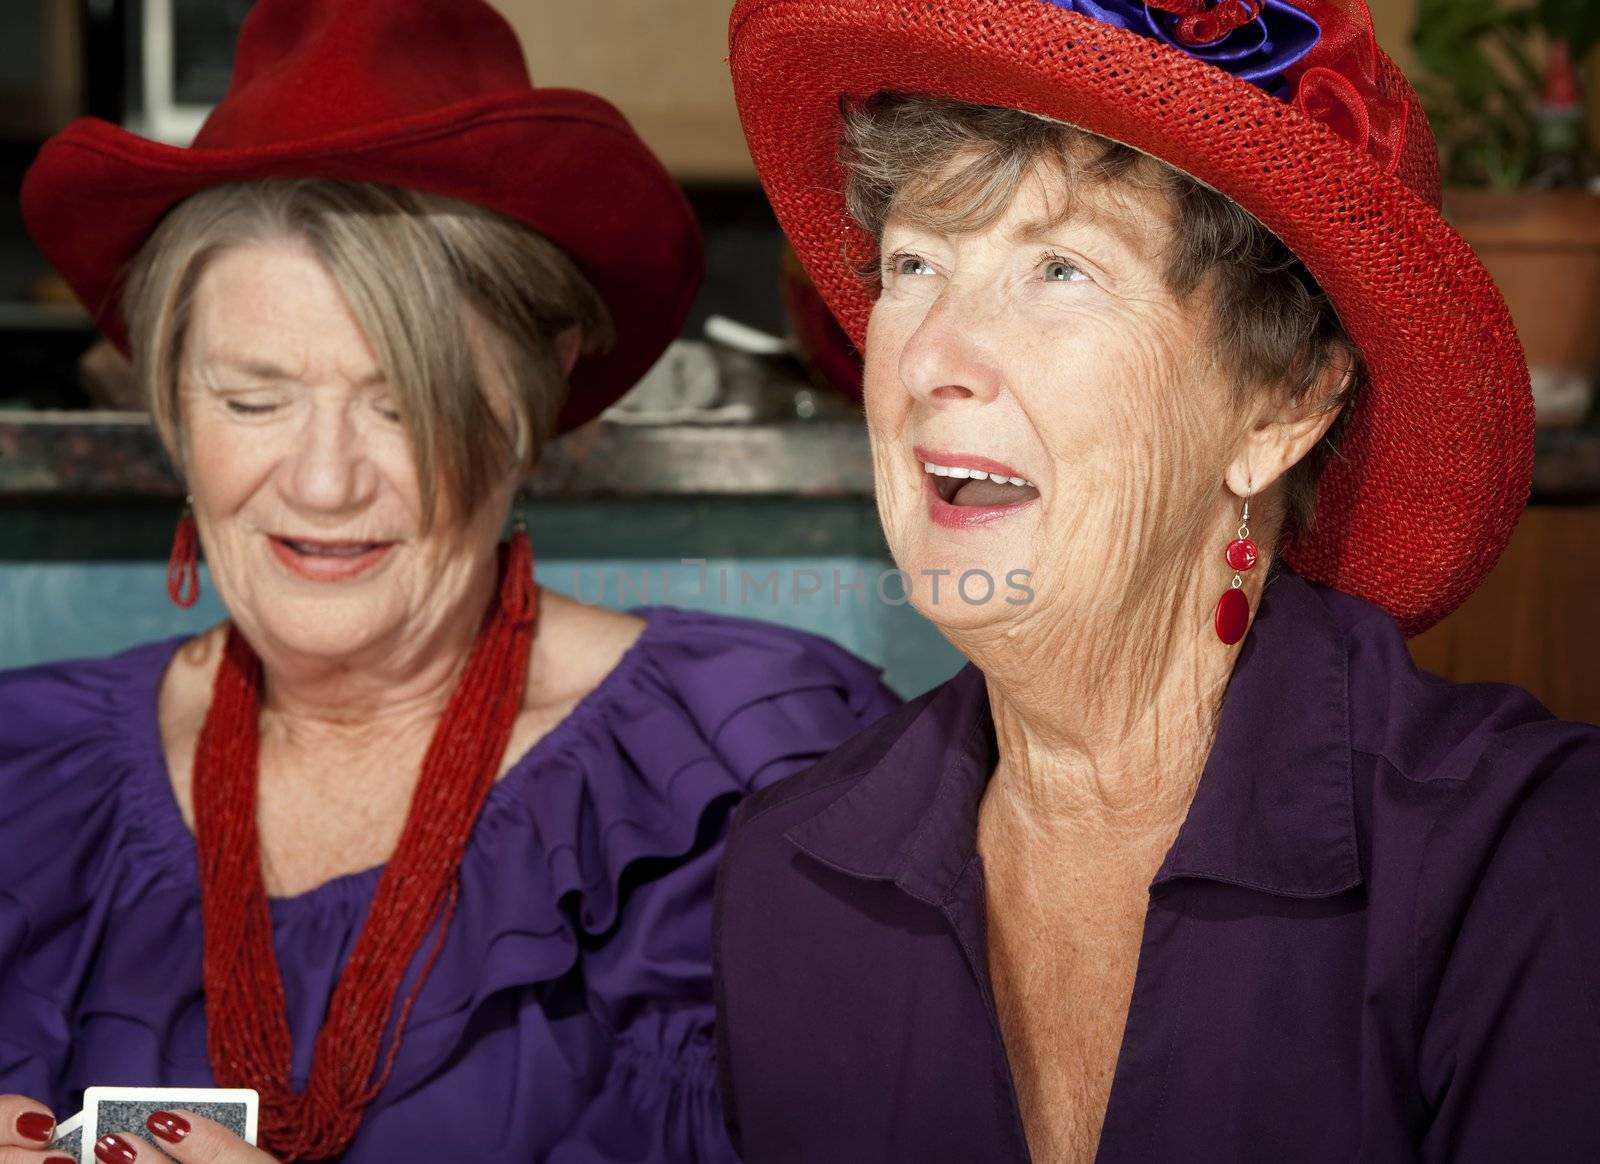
left=47, top=1110, right=83, bottom=1163
left=83, top=1087, right=259, bottom=1157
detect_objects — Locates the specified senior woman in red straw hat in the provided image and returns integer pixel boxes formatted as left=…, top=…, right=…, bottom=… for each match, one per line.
left=0, top=1, right=898, bottom=1161
left=716, top=0, right=1600, bottom=1160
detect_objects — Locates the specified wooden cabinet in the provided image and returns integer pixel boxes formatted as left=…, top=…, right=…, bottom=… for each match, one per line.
left=1408, top=505, right=1600, bottom=724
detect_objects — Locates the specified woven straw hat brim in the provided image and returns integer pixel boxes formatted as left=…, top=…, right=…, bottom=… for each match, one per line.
left=22, top=89, right=703, bottom=435
left=730, top=0, right=1534, bottom=636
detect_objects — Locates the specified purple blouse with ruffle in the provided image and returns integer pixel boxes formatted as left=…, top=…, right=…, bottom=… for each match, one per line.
left=0, top=606, right=899, bottom=1161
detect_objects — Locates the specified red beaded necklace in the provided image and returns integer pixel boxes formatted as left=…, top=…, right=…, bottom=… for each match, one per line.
left=192, top=533, right=536, bottom=1162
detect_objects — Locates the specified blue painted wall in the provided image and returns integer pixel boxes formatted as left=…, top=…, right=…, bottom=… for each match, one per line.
left=0, top=501, right=965, bottom=697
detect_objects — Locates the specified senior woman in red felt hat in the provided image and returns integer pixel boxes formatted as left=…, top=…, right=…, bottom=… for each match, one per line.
left=716, top=1, right=1600, bottom=1160
left=0, top=1, right=898, bottom=1161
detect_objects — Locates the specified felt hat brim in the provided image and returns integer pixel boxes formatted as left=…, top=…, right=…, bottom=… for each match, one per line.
left=23, top=88, right=703, bottom=435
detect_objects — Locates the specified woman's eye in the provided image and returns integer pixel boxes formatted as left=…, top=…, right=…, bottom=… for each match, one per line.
left=224, top=399, right=279, bottom=416
left=1043, top=257, right=1087, bottom=283
left=373, top=399, right=403, bottom=423
left=889, top=253, right=934, bottom=278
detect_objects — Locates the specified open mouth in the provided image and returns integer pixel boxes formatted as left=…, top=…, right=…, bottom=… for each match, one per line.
left=915, top=444, right=1041, bottom=506
left=269, top=535, right=395, bottom=581
left=924, top=461, right=1042, bottom=508
left=914, top=447, right=1041, bottom=530
left=277, top=537, right=386, bottom=558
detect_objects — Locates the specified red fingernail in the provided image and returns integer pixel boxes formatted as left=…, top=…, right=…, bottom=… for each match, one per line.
left=49, top=1157, right=78, bottom=1164
left=16, top=1110, right=54, bottom=1142
left=147, top=1109, right=191, bottom=1144
left=94, top=1133, right=139, bottom=1163
left=17, top=1110, right=54, bottom=1142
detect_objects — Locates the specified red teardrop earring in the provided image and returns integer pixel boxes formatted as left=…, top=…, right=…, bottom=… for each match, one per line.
left=1214, top=498, right=1256, bottom=645
left=167, top=497, right=200, bottom=609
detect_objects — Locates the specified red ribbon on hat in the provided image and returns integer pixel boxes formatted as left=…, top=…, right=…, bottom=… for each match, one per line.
left=1284, top=0, right=1407, bottom=173
left=1147, top=0, right=1264, bottom=47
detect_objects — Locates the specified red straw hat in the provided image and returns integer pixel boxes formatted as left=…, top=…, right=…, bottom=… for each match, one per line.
left=731, top=0, right=1534, bottom=636
left=22, top=0, right=702, bottom=434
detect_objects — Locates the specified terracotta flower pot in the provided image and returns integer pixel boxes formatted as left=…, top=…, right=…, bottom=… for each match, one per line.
left=1445, top=189, right=1600, bottom=427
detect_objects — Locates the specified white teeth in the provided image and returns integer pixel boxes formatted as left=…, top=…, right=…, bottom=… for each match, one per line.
left=921, top=460, right=1035, bottom=488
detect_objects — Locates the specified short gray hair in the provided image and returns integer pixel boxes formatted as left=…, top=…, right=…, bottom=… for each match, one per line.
left=840, top=93, right=1361, bottom=537
left=121, top=179, right=615, bottom=526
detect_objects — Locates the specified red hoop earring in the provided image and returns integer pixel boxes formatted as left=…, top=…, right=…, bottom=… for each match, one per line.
left=167, top=498, right=200, bottom=609
left=1214, top=498, right=1256, bottom=646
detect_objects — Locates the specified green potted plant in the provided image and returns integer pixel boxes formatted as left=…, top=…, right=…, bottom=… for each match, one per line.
left=1414, top=0, right=1600, bottom=426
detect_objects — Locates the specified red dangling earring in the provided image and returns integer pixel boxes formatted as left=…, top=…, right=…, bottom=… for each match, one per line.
left=167, top=497, right=200, bottom=609
left=500, top=494, right=537, bottom=625
left=1214, top=498, right=1257, bottom=646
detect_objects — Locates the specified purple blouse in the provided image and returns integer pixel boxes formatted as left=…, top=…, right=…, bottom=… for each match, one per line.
left=715, top=573, right=1600, bottom=1162
left=0, top=606, right=899, bottom=1161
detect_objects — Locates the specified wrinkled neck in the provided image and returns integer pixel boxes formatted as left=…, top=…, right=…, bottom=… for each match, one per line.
left=965, top=544, right=1262, bottom=841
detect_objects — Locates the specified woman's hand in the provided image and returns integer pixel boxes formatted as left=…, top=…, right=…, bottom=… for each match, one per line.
left=0, top=1094, right=72, bottom=1162
left=93, top=1111, right=277, bottom=1164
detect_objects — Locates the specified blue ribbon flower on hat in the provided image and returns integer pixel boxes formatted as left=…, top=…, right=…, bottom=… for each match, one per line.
left=1042, top=0, right=1322, bottom=100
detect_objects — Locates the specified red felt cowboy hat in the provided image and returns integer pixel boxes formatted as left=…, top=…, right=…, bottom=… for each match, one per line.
left=21, top=0, right=702, bottom=435
left=732, top=0, right=1534, bottom=636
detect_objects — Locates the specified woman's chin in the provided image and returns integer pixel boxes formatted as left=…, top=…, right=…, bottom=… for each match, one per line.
left=237, top=591, right=399, bottom=662
left=910, top=592, right=1024, bottom=639
left=891, top=547, right=1037, bottom=633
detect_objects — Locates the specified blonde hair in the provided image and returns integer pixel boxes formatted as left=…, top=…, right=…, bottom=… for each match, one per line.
left=839, top=93, right=1361, bottom=537
left=121, top=179, right=615, bottom=526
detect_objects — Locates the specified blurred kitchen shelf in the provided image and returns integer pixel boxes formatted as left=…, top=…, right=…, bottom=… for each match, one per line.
left=1533, top=425, right=1600, bottom=499
left=4, top=409, right=1599, bottom=502
left=0, top=410, right=876, bottom=500
left=0, top=302, right=92, bottom=329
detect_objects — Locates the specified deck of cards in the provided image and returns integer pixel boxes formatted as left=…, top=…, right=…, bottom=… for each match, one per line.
left=48, top=1088, right=259, bottom=1163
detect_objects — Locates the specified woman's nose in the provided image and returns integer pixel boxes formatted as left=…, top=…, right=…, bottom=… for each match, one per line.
left=896, top=291, right=1005, bottom=407
left=284, top=402, right=379, bottom=514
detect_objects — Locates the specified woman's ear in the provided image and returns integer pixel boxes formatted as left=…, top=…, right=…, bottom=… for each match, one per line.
left=554, top=324, right=582, bottom=378
left=1225, top=353, right=1352, bottom=499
